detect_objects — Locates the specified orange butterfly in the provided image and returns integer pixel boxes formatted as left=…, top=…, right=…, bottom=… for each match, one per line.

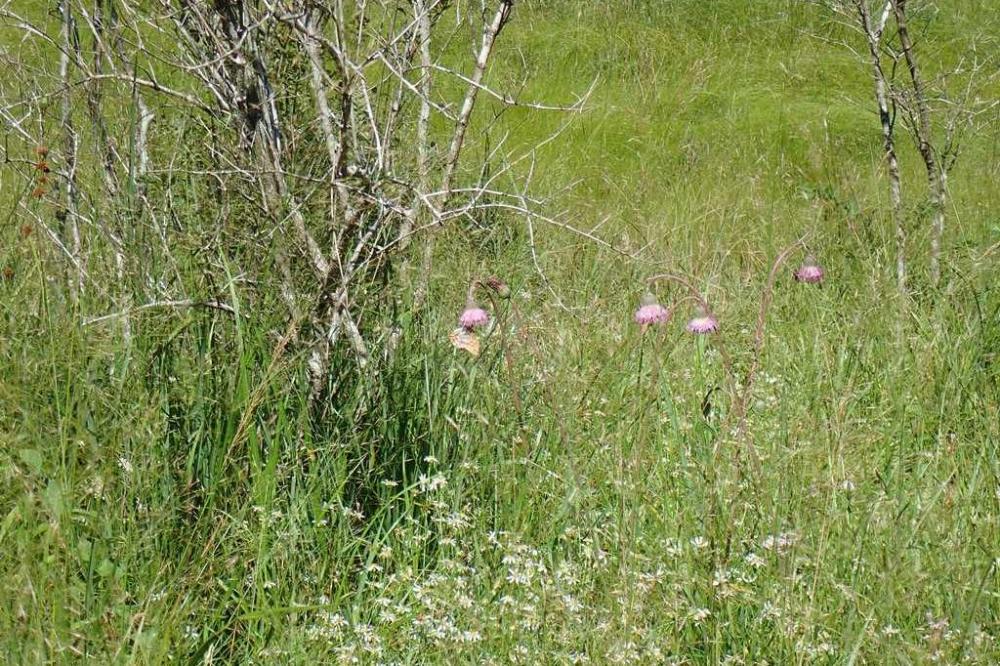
left=449, top=327, right=481, bottom=357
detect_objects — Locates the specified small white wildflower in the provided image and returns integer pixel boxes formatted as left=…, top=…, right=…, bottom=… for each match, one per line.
left=435, top=510, right=471, bottom=531
left=761, top=532, right=797, bottom=554
left=85, top=475, right=106, bottom=498
left=689, top=607, right=711, bottom=624
left=926, top=615, right=950, bottom=632
left=561, top=594, right=584, bottom=614
left=509, top=645, right=530, bottom=663
left=342, top=506, right=365, bottom=521
left=760, top=601, right=782, bottom=621
left=662, top=538, right=683, bottom=557
left=417, top=473, right=448, bottom=493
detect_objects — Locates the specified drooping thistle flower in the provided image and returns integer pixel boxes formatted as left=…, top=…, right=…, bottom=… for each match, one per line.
left=484, top=275, right=511, bottom=299
left=686, top=306, right=719, bottom=334
left=794, top=255, right=824, bottom=284
left=634, top=292, right=670, bottom=328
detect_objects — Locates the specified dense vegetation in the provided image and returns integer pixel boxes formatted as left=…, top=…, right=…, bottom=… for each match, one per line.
left=1, top=1, right=998, bottom=663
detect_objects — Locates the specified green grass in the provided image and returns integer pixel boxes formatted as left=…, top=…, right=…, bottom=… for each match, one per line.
left=2, top=1, right=999, bottom=663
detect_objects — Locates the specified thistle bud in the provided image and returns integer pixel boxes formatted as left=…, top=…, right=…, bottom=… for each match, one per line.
left=484, top=275, right=511, bottom=299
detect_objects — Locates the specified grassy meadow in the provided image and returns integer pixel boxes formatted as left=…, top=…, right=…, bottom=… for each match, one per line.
left=1, top=1, right=999, bottom=663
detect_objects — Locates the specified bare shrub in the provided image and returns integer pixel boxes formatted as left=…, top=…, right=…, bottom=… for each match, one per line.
left=0, top=0, right=593, bottom=405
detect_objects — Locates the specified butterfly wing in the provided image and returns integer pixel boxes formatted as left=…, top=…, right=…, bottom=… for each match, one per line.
left=449, top=328, right=481, bottom=357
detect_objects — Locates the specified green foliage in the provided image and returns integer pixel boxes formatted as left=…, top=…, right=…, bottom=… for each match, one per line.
left=1, top=1, right=999, bottom=663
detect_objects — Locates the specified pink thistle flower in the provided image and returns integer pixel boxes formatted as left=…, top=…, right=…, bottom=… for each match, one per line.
left=458, top=304, right=489, bottom=331
left=634, top=293, right=670, bottom=327
left=686, top=307, right=719, bottom=334
left=794, top=256, right=824, bottom=284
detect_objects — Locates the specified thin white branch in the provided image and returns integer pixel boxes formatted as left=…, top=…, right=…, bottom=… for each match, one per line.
left=83, top=300, right=237, bottom=325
